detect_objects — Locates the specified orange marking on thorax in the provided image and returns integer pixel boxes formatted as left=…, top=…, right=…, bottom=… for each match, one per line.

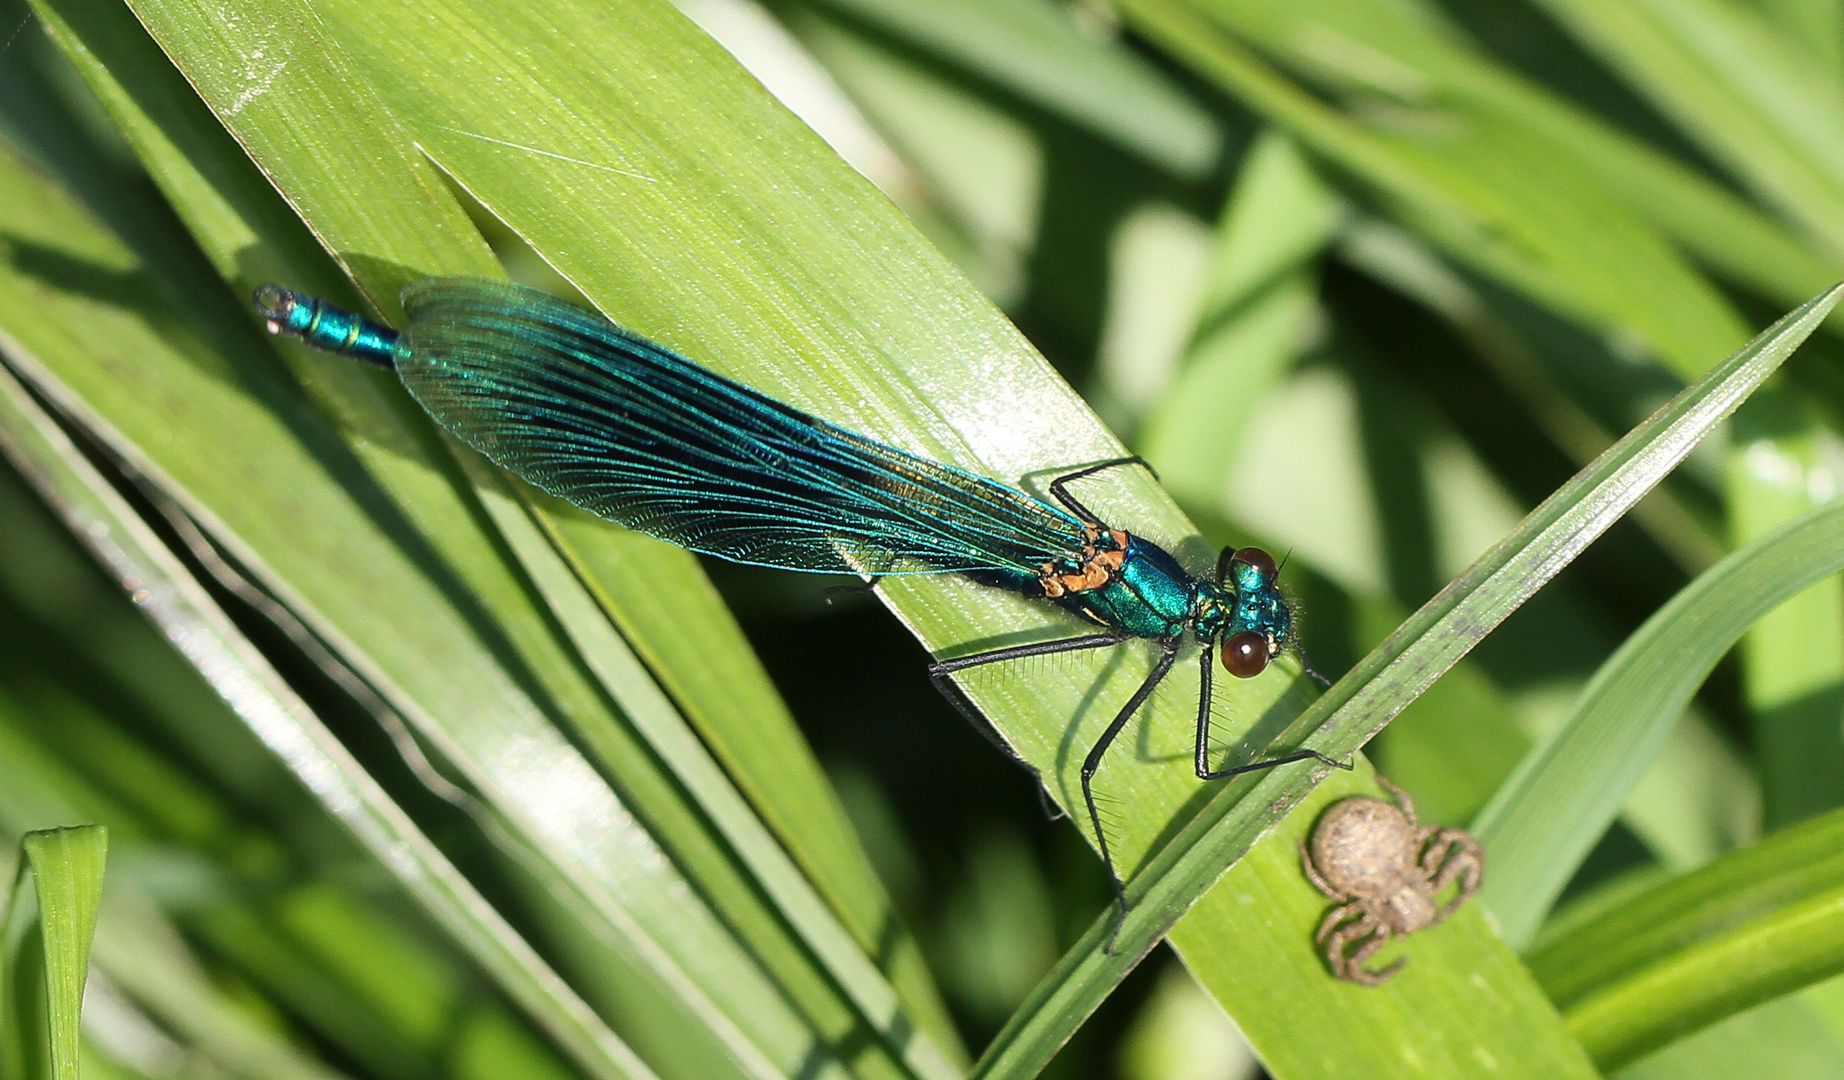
left=1039, top=529, right=1129, bottom=598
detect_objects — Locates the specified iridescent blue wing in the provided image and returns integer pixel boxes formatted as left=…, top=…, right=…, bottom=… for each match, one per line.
left=395, top=278, right=1083, bottom=577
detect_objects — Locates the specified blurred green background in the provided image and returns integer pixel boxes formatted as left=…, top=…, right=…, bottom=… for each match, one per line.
left=3, top=0, right=1844, bottom=1077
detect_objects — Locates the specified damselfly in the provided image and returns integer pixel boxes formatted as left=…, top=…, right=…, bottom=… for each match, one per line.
left=254, top=277, right=1346, bottom=913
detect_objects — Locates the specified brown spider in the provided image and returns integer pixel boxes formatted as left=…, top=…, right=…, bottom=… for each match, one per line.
left=1299, top=778, right=1484, bottom=986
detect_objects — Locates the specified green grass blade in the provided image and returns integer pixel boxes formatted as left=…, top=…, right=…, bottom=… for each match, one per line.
left=1118, top=0, right=1754, bottom=380
left=1335, top=218, right=1729, bottom=577
left=1529, top=0, right=1844, bottom=260
left=1157, top=0, right=1844, bottom=314
left=1474, top=497, right=1844, bottom=948
left=535, top=504, right=967, bottom=1069
left=2, top=826, right=106, bottom=1080
left=0, top=334, right=657, bottom=1080
left=1141, top=131, right=1340, bottom=506
left=0, top=690, right=350, bottom=1080
left=0, top=459, right=615, bottom=1080
left=968, top=285, right=1843, bottom=1080
left=1529, top=806, right=1844, bottom=1069
left=461, top=468, right=958, bottom=1080
left=1436, top=46, right=1844, bottom=312
left=1727, top=399, right=1844, bottom=830
left=83, top=888, right=355, bottom=1080
left=792, top=0, right=1222, bottom=178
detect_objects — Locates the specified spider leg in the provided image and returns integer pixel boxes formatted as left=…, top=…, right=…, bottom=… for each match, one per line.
left=1298, top=840, right=1344, bottom=901
left=1421, top=828, right=1486, bottom=921
left=1314, top=901, right=1366, bottom=949
left=1340, top=919, right=1407, bottom=986
left=1377, top=775, right=1418, bottom=827
left=1319, top=908, right=1403, bottom=985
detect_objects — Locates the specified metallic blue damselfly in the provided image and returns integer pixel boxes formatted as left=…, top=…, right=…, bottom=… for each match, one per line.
left=254, top=277, right=1345, bottom=914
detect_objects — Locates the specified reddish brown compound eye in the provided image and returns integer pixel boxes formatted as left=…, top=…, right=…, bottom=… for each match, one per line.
left=1221, top=631, right=1271, bottom=678
left=1232, top=546, right=1277, bottom=580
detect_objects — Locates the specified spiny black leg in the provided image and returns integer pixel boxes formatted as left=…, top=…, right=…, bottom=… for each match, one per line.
left=1198, top=748, right=1352, bottom=782
left=1048, top=455, right=1157, bottom=523
left=1196, top=642, right=1349, bottom=779
left=930, top=630, right=1130, bottom=676
left=1193, top=644, right=1216, bottom=779
left=928, top=631, right=1130, bottom=819
left=1082, top=639, right=1181, bottom=926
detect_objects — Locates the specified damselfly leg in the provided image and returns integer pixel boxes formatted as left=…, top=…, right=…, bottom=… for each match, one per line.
left=1192, top=647, right=1349, bottom=781
left=1079, top=637, right=1181, bottom=915
left=929, top=631, right=1130, bottom=820
left=1047, top=456, right=1156, bottom=522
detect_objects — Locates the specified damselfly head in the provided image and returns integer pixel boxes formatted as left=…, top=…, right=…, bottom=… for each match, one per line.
left=1215, top=546, right=1293, bottom=679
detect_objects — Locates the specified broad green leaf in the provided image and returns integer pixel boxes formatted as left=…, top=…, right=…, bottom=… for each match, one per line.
left=260, top=1, right=1295, bottom=1059
left=968, top=284, right=1842, bottom=1080
left=1474, top=496, right=1844, bottom=947
left=1530, top=805, right=1844, bottom=1069
left=1, top=826, right=106, bottom=1080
